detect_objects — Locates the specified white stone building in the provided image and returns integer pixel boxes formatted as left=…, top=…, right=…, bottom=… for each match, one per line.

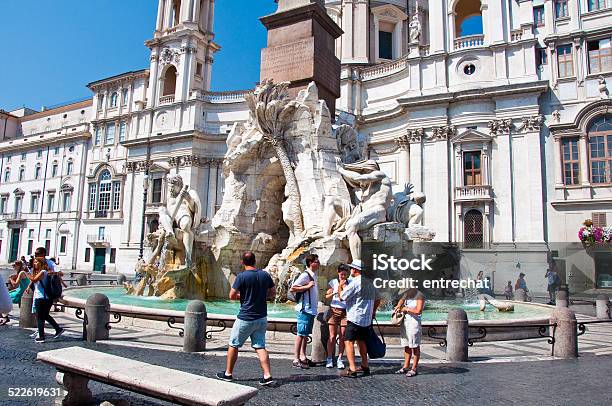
left=1, top=0, right=610, bottom=294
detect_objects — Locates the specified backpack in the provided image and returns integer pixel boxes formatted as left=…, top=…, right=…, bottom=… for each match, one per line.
left=287, top=272, right=314, bottom=306
left=42, top=272, right=63, bottom=301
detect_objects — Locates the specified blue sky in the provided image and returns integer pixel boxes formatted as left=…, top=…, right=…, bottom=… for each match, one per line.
left=0, top=0, right=276, bottom=111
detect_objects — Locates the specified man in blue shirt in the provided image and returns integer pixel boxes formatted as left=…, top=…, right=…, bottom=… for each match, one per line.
left=217, top=251, right=276, bottom=386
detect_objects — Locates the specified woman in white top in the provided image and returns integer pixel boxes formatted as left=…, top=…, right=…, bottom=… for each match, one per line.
left=25, top=258, right=64, bottom=343
left=394, top=288, right=425, bottom=377
left=324, top=264, right=350, bottom=369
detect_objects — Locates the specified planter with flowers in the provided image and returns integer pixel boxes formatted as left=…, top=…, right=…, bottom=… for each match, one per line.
left=578, top=219, right=612, bottom=247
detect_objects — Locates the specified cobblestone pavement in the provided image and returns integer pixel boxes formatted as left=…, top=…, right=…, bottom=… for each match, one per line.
left=1, top=322, right=612, bottom=406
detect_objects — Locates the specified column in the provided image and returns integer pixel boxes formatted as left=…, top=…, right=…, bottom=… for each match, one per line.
left=179, top=44, right=192, bottom=102
left=156, top=0, right=165, bottom=31
left=207, top=0, right=215, bottom=33
left=409, top=139, right=422, bottom=192
left=164, top=0, right=173, bottom=29
left=448, top=11, right=456, bottom=50
left=354, top=0, right=369, bottom=63
left=395, top=136, right=410, bottom=186
left=428, top=0, right=445, bottom=53
left=180, top=0, right=194, bottom=23
left=486, top=1, right=505, bottom=44
left=578, top=134, right=590, bottom=186
left=200, top=0, right=210, bottom=32
left=543, top=0, right=555, bottom=36
left=147, top=52, right=160, bottom=109
left=373, top=16, right=380, bottom=61
left=341, top=0, right=354, bottom=62
left=207, top=162, right=217, bottom=218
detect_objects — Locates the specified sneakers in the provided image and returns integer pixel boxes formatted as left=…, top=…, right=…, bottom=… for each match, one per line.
left=52, top=328, right=65, bottom=340
left=34, top=337, right=46, bottom=343
left=259, top=376, right=275, bottom=386
left=325, top=357, right=334, bottom=368
left=336, top=358, right=345, bottom=370
left=215, top=372, right=233, bottom=382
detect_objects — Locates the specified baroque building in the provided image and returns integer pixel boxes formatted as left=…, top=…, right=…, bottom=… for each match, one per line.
left=0, top=0, right=610, bottom=293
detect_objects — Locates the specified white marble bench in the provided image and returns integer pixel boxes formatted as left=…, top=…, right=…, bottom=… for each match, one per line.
left=37, top=347, right=258, bottom=406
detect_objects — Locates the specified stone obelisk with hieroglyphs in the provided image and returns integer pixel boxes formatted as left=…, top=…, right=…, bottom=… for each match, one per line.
left=260, top=0, right=343, bottom=118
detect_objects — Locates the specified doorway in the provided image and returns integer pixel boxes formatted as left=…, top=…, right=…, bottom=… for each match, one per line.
left=9, top=228, right=20, bottom=263
left=93, top=248, right=106, bottom=273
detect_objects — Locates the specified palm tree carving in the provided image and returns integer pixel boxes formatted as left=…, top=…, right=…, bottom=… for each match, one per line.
left=246, top=79, right=304, bottom=237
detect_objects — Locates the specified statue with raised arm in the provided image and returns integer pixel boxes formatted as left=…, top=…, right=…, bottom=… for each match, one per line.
left=158, top=174, right=202, bottom=267
left=323, top=160, right=393, bottom=261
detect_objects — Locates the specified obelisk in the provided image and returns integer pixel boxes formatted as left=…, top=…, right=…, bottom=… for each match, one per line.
left=260, top=0, right=343, bottom=118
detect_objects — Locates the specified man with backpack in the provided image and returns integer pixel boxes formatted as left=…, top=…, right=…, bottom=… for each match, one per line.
left=289, top=254, right=319, bottom=369
left=546, top=268, right=560, bottom=305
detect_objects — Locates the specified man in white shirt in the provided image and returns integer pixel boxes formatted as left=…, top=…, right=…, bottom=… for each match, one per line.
left=289, top=254, right=319, bottom=369
left=339, top=260, right=381, bottom=377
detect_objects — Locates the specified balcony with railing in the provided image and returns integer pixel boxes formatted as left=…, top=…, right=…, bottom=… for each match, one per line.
left=87, top=234, right=111, bottom=247
left=455, top=185, right=493, bottom=201
left=159, top=94, right=175, bottom=105
left=454, top=35, right=485, bottom=50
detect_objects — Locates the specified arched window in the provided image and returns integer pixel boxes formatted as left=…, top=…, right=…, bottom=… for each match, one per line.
left=89, top=169, right=122, bottom=217
left=66, top=159, right=74, bottom=175
left=121, top=88, right=129, bottom=105
left=163, top=65, right=178, bottom=97
left=3, top=168, right=10, bottom=182
left=18, top=166, right=25, bottom=181
left=109, top=92, right=118, bottom=108
left=464, top=209, right=483, bottom=248
left=588, top=114, right=612, bottom=184
left=455, top=0, right=483, bottom=37
left=35, top=164, right=41, bottom=180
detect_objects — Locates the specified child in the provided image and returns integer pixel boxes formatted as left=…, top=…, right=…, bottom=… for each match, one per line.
left=504, top=281, right=513, bottom=300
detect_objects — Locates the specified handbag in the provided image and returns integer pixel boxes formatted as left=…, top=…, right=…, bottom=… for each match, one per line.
left=365, top=318, right=386, bottom=359
left=391, top=309, right=405, bottom=326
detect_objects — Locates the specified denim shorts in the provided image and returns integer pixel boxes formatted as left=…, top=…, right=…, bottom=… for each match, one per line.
left=229, top=317, right=268, bottom=349
left=296, top=311, right=315, bottom=337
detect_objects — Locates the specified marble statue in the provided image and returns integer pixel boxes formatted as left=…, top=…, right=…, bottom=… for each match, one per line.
left=158, top=174, right=202, bottom=267
left=389, top=183, right=426, bottom=227
left=409, top=14, right=421, bottom=44
left=479, top=294, right=515, bottom=312
left=324, top=160, right=393, bottom=262
left=599, top=76, right=609, bottom=99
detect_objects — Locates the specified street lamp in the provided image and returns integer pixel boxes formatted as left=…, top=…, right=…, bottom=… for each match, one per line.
left=138, top=173, right=150, bottom=260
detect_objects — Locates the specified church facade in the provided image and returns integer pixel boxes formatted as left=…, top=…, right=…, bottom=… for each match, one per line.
left=0, top=0, right=610, bottom=294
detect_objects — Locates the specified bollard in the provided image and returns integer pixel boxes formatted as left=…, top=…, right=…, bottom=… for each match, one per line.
left=555, top=290, right=569, bottom=308
left=514, top=289, right=527, bottom=302
left=595, top=294, right=611, bottom=320
left=19, top=290, right=37, bottom=328
left=85, top=293, right=110, bottom=342
left=550, top=307, right=577, bottom=359
left=183, top=300, right=207, bottom=352
left=116, top=274, right=127, bottom=285
left=310, top=302, right=328, bottom=363
left=446, top=309, right=469, bottom=362
left=76, top=274, right=88, bottom=287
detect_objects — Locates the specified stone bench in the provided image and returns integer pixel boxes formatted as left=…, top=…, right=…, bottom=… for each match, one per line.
left=37, top=347, right=258, bottom=406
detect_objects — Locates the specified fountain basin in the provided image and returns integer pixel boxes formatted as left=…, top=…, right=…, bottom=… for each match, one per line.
left=61, top=287, right=556, bottom=341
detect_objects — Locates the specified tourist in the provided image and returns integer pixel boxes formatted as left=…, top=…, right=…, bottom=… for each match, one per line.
left=394, top=288, right=425, bottom=377
left=476, top=271, right=485, bottom=294
left=515, top=272, right=528, bottom=293
left=217, top=251, right=276, bottom=386
left=545, top=268, right=560, bottom=305
left=0, top=274, right=12, bottom=325
left=289, top=254, right=319, bottom=369
left=25, top=258, right=64, bottom=343
left=8, top=261, right=30, bottom=305
left=338, top=260, right=381, bottom=378
left=324, top=264, right=350, bottom=369
left=503, top=281, right=513, bottom=300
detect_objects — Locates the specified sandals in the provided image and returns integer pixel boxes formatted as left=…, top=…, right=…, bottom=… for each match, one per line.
left=395, top=367, right=409, bottom=374
left=357, top=365, right=371, bottom=376
left=341, top=369, right=359, bottom=378
left=405, top=369, right=418, bottom=377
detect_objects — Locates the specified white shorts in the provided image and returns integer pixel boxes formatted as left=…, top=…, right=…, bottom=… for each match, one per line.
left=400, top=315, right=422, bottom=348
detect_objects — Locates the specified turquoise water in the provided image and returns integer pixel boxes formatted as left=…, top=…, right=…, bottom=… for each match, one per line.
left=65, top=287, right=553, bottom=322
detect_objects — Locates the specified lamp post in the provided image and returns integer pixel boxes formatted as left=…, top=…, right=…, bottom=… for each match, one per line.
left=138, top=173, right=150, bottom=260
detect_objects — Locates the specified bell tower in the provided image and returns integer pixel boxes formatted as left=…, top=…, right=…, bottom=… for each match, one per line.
left=146, top=0, right=219, bottom=108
